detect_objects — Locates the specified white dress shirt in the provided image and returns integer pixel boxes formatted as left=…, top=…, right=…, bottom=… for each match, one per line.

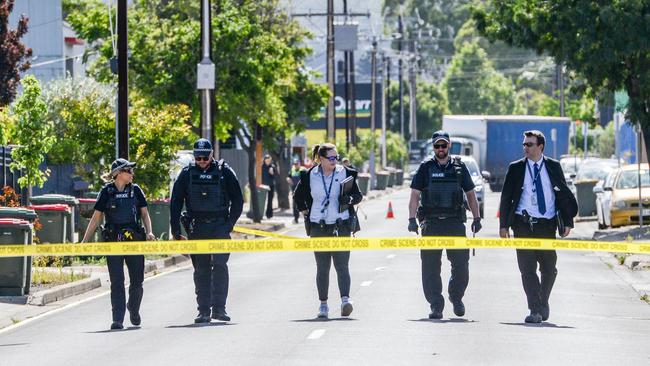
left=516, top=155, right=556, bottom=219
left=309, top=165, right=350, bottom=224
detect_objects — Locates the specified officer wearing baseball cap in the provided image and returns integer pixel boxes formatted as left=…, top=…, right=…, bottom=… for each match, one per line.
left=407, top=130, right=482, bottom=319
left=81, top=158, right=157, bottom=330
left=170, top=138, right=244, bottom=323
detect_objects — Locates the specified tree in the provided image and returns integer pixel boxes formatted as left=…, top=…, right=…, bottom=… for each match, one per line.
left=9, top=76, right=55, bottom=194
left=443, top=41, right=516, bottom=114
left=0, top=0, right=32, bottom=106
left=474, top=0, right=650, bottom=167
left=387, top=80, right=448, bottom=140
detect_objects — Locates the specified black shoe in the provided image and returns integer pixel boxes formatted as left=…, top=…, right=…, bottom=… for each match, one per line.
left=194, top=312, right=211, bottom=324
left=212, top=307, right=231, bottom=322
left=540, top=302, right=550, bottom=321
left=129, top=310, right=141, bottom=326
left=428, top=309, right=443, bottom=320
left=110, top=321, right=124, bottom=330
left=293, top=218, right=299, bottom=224
left=451, top=299, right=465, bottom=317
left=524, top=312, right=542, bottom=324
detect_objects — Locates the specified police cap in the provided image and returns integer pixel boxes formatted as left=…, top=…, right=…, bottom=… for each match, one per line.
left=193, top=138, right=213, bottom=157
left=431, top=130, right=450, bottom=144
left=110, top=158, right=136, bottom=177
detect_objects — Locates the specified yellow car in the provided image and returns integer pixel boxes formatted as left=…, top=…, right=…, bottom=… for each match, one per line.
left=602, top=164, right=650, bottom=228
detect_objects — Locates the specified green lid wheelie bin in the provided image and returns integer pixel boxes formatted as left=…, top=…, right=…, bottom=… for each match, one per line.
left=148, top=199, right=171, bottom=240
left=30, top=194, right=79, bottom=243
left=30, top=204, right=70, bottom=244
left=0, top=207, right=37, bottom=293
left=78, top=198, right=99, bottom=242
left=0, top=219, right=33, bottom=296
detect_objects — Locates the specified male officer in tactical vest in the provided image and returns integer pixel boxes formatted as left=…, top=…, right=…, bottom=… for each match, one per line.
left=408, top=131, right=482, bottom=319
left=170, top=138, right=244, bottom=323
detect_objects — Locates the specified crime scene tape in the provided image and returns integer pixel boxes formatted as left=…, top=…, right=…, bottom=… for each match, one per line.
left=0, top=236, right=649, bottom=257
left=232, top=226, right=296, bottom=240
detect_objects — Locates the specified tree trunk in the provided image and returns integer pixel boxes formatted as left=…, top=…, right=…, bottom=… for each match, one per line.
left=236, top=126, right=262, bottom=223
left=271, top=135, right=290, bottom=210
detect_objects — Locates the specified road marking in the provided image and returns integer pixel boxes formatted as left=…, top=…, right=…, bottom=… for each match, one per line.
left=386, top=254, right=396, bottom=259
left=307, top=329, right=326, bottom=340
left=0, top=263, right=190, bottom=335
left=360, top=281, right=373, bottom=287
left=375, top=266, right=387, bottom=271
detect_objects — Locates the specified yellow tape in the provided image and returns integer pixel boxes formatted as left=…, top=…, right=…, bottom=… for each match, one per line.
left=232, top=226, right=296, bottom=240
left=0, top=236, right=649, bottom=257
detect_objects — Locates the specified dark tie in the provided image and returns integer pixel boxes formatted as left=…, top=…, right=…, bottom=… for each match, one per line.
left=534, top=163, right=546, bottom=214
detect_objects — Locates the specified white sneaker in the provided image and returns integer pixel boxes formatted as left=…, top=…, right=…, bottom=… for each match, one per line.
left=341, top=300, right=353, bottom=317
left=317, top=303, right=329, bottom=318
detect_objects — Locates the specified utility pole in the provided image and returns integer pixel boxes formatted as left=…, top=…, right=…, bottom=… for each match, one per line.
left=386, top=57, right=391, bottom=132
left=117, top=0, right=128, bottom=159
left=343, top=0, right=350, bottom=150
left=558, top=63, right=565, bottom=117
left=408, top=39, right=417, bottom=141
left=326, top=0, right=336, bottom=141
left=398, top=13, right=404, bottom=138
left=369, top=39, right=377, bottom=187
left=198, top=0, right=216, bottom=147
left=381, top=55, right=388, bottom=169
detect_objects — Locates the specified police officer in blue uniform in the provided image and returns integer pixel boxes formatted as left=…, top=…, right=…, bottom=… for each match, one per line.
left=170, top=138, right=243, bottom=323
left=408, top=131, right=482, bottom=319
left=82, top=158, right=157, bottom=330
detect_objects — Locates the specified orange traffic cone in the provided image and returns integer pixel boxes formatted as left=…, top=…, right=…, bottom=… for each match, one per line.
left=386, top=201, right=395, bottom=219
left=496, top=210, right=500, bottom=218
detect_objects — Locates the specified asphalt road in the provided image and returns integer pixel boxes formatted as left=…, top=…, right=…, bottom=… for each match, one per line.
left=1, top=190, right=649, bottom=365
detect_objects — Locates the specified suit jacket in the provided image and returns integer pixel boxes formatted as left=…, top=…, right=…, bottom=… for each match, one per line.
left=499, top=157, right=578, bottom=230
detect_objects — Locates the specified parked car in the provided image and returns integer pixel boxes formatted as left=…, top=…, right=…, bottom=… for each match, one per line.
left=460, top=155, right=490, bottom=218
left=593, top=164, right=650, bottom=228
left=593, top=170, right=618, bottom=229
left=574, top=158, right=621, bottom=217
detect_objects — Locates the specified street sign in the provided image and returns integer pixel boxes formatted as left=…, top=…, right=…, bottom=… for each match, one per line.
left=196, top=60, right=215, bottom=90
left=334, top=23, right=358, bottom=51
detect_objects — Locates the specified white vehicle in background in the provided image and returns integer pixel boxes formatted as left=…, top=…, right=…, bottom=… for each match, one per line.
left=459, top=155, right=489, bottom=219
left=594, top=170, right=618, bottom=229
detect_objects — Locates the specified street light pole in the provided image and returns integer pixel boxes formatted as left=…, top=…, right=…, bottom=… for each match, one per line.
left=117, top=0, right=128, bottom=159
left=398, top=13, right=404, bottom=139
left=198, top=0, right=215, bottom=147
left=326, top=0, right=336, bottom=141
left=369, top=39, right=377, bottom=187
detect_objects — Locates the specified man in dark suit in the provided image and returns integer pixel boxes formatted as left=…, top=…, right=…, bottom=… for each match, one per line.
left=499, top=130, right=577, bottom=324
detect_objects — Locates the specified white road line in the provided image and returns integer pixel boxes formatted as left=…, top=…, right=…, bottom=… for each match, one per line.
left=375, top=266, right=387, bottom=271
left=0, top=264, right=189, bottom=335
left=360, top=281, right=373, bottom=287
left=307, top=329, right=326, bottom=340
left=386, top=254, right=396, bottom=259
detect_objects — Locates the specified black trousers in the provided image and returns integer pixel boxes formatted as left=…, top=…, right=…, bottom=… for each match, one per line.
left=420, top=218, right=469, bottom=311
left=189, top=222, right=231, bottom=314
left=512, top=218, right=558, bottom=314
left=291, top=185, right=300, bottom=221
left=266, top=185, right=275, bottom=218
left=107, top=255, right=144, bottom=323
left=310, top=222, right=352, bottom=302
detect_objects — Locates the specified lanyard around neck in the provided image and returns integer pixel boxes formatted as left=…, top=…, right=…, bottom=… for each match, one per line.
left=526, top=158, right=544, bottom=185
left=319, top=166, right=336, bottom=209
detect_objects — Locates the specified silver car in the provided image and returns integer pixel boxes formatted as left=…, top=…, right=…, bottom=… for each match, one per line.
left=460, top=156, right=489, bottom=218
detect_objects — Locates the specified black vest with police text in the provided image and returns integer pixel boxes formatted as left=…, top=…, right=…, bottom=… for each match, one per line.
left=105, top=184, right=139, bottom=226
left=188, top=162, right=229, bottom=216
left=420, top=158, right=464, bottom=218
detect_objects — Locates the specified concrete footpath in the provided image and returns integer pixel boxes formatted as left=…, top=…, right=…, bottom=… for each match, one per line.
left=0, top=184, right=407, bottom=330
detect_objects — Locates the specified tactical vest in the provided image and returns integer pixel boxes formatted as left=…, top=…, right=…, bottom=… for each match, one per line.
left=188, top=161, right=229, bottom=216
left=105, top=184, right=139, bottom=226
left=419, top=157, right=465, bottom=219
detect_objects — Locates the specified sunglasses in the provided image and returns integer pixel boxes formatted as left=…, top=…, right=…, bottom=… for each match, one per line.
left=522, top=142, right=538, bottom=147
left=433, top=144, right=448, bottom=150
left=195, top=156, right=210, bottom=162
left=120, top=168, right=133, bottom=174
left=324, top=155, right=339, bottom=162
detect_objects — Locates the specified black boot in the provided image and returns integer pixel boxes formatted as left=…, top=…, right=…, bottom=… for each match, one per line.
left=451, top=299, right=465, bottom=317
left=194, top=311, right=211, bottom=324
left=212, top=307, right=231, bottom=321
left=524, top=312, right=542, bottom=324
left=110, top=321, right=124, bottom=330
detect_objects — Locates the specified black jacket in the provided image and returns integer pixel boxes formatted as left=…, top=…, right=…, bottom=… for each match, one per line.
left=499, top=157, right=578, bottom=230
left=293, top=165, right=363, bottom=218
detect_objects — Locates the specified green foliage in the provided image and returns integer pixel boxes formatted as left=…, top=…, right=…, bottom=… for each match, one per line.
left=0, top=0, right=32, bottom=106
left=130, top=101, right=194, bottom=199
left=597, top=121, right=616, bottom=159
left=385, top=131, right=408, bottom=169
left=10, top=76, right=54, bottom=189
left=443, top=41, right=516, bottom=115
left=416, top=82, right=448, bottom=139
left=473, top=0, right=650, bottom=163
left=43, top=77, right=115, bottom=189
left=0, top=106, right=15, bottom=145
